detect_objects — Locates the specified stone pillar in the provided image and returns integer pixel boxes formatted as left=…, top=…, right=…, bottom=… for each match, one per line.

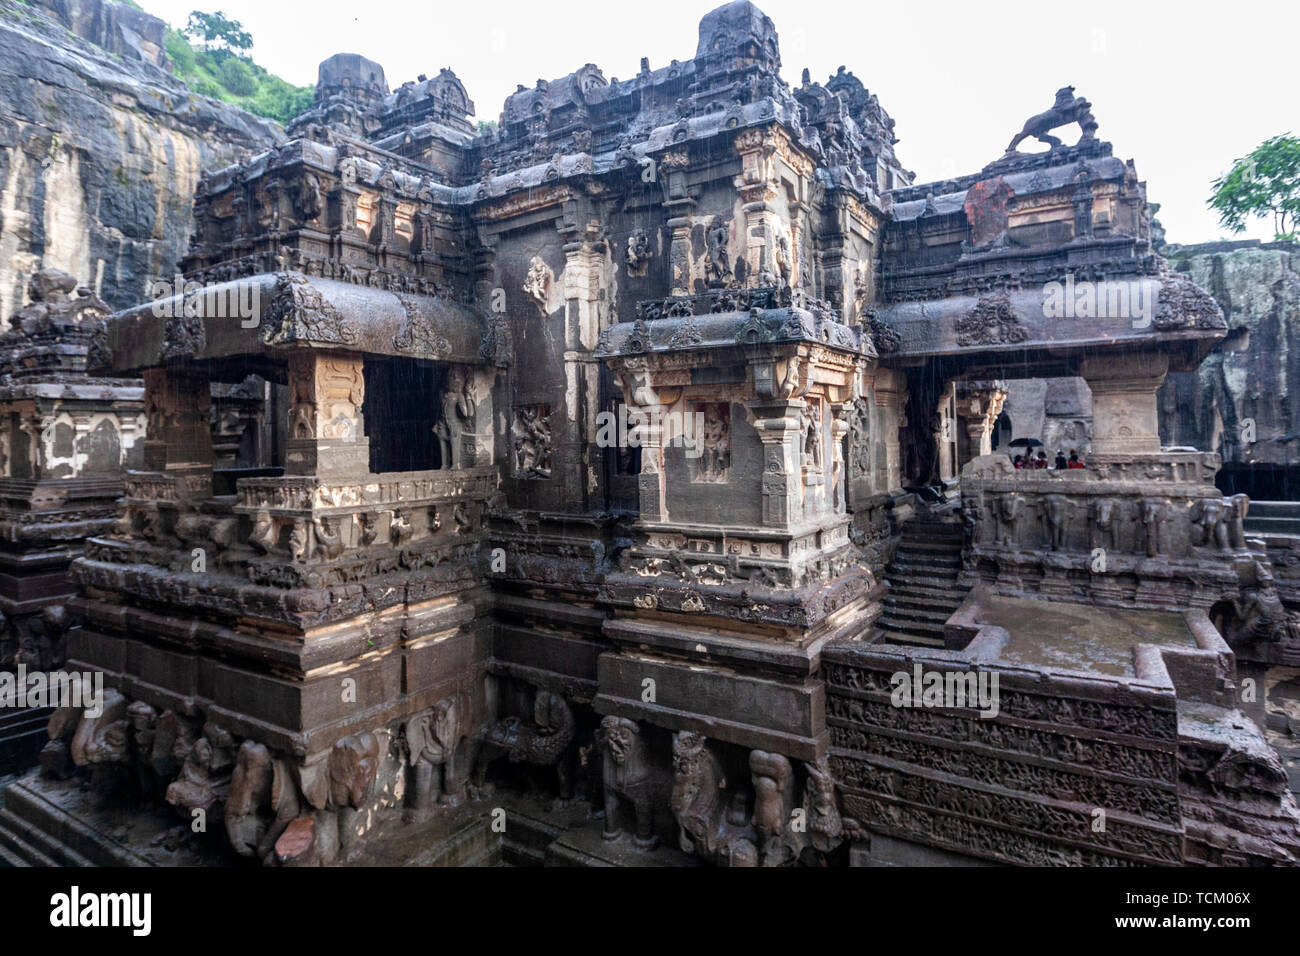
left=956, top=380, right=1008, bottom=464
left=736, top=129, right=780, bottom=285
left=874, top=368, right=904, bottom=492
left=666, top=217, right=693, bottom=297
left=142, top=366, right=213, bottom=495
left=937, top=381, right=958, bottom=481
left=615, top=360, right=667, bottom=521
left=831, top=404, right=850, bottom=514
left=1081, top=353, right=1168, bottom=456
left=285, top=350, right=369, bottom=478
left=751, top=399, right=802, bottom=528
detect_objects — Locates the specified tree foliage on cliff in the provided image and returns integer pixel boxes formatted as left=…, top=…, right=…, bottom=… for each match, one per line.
left=182, top=10, right=251, bottom=55
left=1209, top=134, right=1300, bottom=241
left=164, top=11, right=311, bottom=126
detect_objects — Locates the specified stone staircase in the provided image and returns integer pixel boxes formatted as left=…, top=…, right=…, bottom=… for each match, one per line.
left=875, top=509, right=967, bottom=647
left=1244, top=500, right=1300, bottom=536
left=0, top=706, right=50, bottom=777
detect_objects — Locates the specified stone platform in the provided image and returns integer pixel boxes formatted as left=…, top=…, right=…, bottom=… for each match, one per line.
left=0, top=773, right=699, bottom=867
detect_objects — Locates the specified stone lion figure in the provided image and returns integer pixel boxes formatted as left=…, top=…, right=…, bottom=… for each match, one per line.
left=1006, top=86, right=1098, bottom=153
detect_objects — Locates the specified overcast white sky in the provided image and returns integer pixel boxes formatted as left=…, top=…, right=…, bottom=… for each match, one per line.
left=139, top=0, right=1298, bottom=243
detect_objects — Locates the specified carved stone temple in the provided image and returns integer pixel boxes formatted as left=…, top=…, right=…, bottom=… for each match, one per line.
left=2, top=2, right=1299, bottom=867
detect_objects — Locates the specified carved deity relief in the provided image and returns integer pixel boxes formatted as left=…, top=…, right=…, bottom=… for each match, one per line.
left=434, top=367, right=475, bottom=469
left=704, top=219, right=734, bottom=287
left=849, top=397, right=871, bottom=478
left=689, top=402, right=731, bottom=483
left=165, top=722, right=236, bottom=816
left=962, top=493, right=984, bottom=548
left=625, top=233, right=651, bottom=275
left=511, top=405, right=553, bottom=479
left=802, top=398, right=825, bottom=472
left=523, top=256, right=552, bottom=312
left=775, top=233, right=793, bottom=287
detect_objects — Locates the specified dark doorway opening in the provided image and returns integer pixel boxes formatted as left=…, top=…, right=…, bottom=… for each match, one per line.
left=364, top=356, right=446, bottom=473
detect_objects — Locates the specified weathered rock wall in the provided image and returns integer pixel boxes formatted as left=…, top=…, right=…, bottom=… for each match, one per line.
left=0, top=0, right=282, bottom=325
left=1159, top=241, right=1300, bottom=474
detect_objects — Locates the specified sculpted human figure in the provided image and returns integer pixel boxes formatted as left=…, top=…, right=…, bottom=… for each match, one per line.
left=699, top=404, right=730, bottom=481
left=597, top=716, right=657, bottom=847
left=802, top=402, right=823, bottom=470
left=705, top=222, right=731, bottom=284
left=435, top=369, right=471, bottom=469
left=290, top=519, right=313, bottom=562
left=625, top=233, right=651, bottom=273
left=166, top=722, right=236, bottom=818
left=523, top=256, right=550, bottom=309
left=1225, top=559, right=1296, bottom=646
left=312, top=516, right=344, bottom=560
left=961, top=494, right=983, bottom=547
left=389, top=510, right=412, bottom=546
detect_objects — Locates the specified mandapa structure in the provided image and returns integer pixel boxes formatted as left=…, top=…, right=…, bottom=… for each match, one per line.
left=2, top=1, right=1299, bottom=867
left=0, top=269, right=144, bottom=774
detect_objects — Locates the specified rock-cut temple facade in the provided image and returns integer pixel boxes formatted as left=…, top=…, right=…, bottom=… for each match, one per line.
left=2, top=1, right=1299, bottom=867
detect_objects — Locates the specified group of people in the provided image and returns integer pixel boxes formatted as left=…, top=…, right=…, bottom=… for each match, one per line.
left=1013, top=449, right=1086, bottom=470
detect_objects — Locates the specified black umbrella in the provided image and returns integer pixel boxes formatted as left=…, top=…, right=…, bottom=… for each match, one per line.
left=1007, top=437, right=1044, bottom=448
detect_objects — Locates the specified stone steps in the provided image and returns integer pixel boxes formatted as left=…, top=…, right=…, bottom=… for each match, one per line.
left=0, top=706, right=51, bottom=777
left=1247, top=500, right=1300, bottom=518
left=1244, top=501, right=1300, bottom=535
left=0, top=806, right=92, bottom=867
left=875, top=511, right=970, bottom=648
left=0, top=777, right=154, bottom=867
left=882, top=599, right=958, bottom=622
left=1245, top=516, right=1300, bottom=534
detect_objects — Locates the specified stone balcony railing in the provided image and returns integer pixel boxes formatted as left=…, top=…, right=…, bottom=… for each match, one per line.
left=232, top=467, right=495, bottom=520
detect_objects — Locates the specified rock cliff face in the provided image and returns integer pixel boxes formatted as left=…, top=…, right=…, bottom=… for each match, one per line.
left=1159, top=241, right=1300, bottom=492
left=0, top=0, right=282, bottom=324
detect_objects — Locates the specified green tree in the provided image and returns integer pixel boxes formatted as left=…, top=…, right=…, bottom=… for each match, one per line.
left=217, top=56, right=255, bottom=96
left=1209, top=134, right=1300, bottom=241
left=183, top=10, right=253, bottom=57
